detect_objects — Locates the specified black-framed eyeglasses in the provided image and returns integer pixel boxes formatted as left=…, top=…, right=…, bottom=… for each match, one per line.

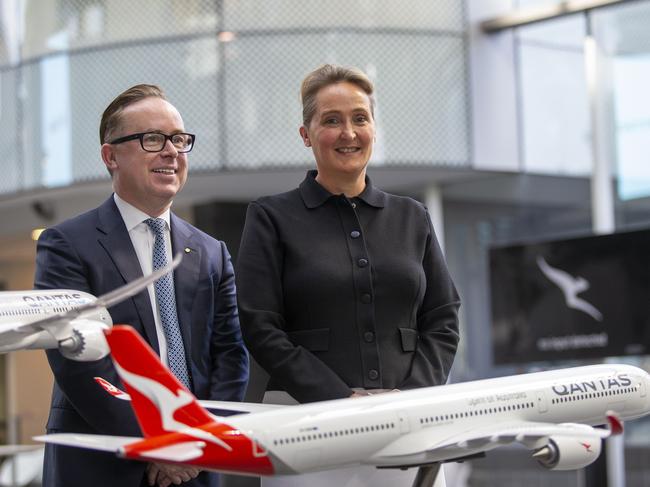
left=108, top=132, right=195, bottom=153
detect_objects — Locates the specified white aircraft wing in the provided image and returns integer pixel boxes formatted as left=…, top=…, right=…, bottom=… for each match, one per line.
left=434, top=420, right=610, bottom=450
left=11, top=253, right=182, bottom=336
left=374, top=419, right=613, bottom=461
left=198, top=400, right=285, bottom=414
left=0, top=446, right=44, bottom=487
left=133, top=441, right=207, bottom=463
left=94, top=376, right=284, bottom=414
left=0, top=445, right=43, bottom=456
left=36, top=433, right=206, bottom=464
left=0, top=322, right=33, bottom=335
left=33, top=434, right=140, bottom=453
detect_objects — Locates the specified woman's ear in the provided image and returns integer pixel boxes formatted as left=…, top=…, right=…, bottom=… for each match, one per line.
left=299, top=126, right=311, bottom=147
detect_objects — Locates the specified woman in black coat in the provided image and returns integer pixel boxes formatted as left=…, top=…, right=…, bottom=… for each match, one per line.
left=236, top=63, right=459, bottom=486
left=237, top=64, right=460, bottom=405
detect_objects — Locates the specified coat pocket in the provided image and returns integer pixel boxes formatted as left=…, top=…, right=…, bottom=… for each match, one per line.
left=287, top=328, right=330, bottom=352
left=398, top=327, right=419, bottom=352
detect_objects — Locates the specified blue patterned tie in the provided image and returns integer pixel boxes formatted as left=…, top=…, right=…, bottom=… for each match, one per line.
left=145, top=218, right=191, bottom=389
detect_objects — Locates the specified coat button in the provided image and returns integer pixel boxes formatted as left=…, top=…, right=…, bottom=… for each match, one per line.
left=368, top=369, right=379, bottom=380
left=364, top=331, right=375, bottom=343
left=361, top=293, right=372, bottom=303
left=350, top=231, right=360, bottom=238
left=358, top=258, right=368, bottom=267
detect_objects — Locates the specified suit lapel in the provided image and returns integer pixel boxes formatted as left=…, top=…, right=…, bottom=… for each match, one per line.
left=96, top=197, right=160, bottom=354
left=170, top=213, right=200, bottom=360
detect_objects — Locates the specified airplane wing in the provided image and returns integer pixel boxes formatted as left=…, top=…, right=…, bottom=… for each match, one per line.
left=374, top=418, right=616, bottom=461
left=9, top=254, right=182, bottom=337
left=33, top=434, right=141, bottom=453
left=35, top=433, right=206, bottom=464
left=0, top=445, right=43, bottom=456
left=432, top=420, right=610, bottom=450
left=93, top=376, right=285, bottom=414
left=0, top=446, right=45, bottom=487
left=128, top=441, right=207, bottom=463
left=198, top=400, right=285, bottom=414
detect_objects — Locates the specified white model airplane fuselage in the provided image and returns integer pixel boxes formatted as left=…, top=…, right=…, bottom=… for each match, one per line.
left=0, top=290, right=106, bottom=355
left=37, top=326, right=650, bottom=479
left=225, top=363, right=644, bottom=473
left=0, top=254, right=181, bottom=361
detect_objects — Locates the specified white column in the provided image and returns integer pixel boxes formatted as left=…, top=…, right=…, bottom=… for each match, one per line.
left=6, top=353, right=18, bottom=487
left=425, top=185, right=445, bottom=254
left=585, top=33, right=615, bottom=234
left=466, top=0, right=521, bottom=172
left=585, top=17, right=623, bottom=487
left=606, top=435, right=626, bottom=487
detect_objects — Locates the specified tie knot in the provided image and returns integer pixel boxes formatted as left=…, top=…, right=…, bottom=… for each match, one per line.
left=145, top=217, right=166, bottom=235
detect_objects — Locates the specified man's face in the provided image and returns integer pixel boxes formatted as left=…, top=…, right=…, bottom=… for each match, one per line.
left=101, top=97, right=188, bottom=216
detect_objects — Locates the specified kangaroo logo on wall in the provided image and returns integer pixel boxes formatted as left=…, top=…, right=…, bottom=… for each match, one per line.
left=536, top=256, right=603, bottom=322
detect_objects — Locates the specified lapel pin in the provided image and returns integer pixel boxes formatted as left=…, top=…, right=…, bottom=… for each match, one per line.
left=184, top=247, right=192, bottom=253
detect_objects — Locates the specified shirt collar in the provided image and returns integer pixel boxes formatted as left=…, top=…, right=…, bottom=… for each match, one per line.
left=113, top=193, right=171, bottom=232
left=299, top=170, right=386, bottom=209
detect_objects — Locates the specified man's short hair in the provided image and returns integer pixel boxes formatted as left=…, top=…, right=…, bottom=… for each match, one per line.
left=99, top=84, right=167, bottom=145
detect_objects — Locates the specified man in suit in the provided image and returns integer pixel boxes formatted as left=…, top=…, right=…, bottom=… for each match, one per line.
left=34, top=84, right=249, bottom=487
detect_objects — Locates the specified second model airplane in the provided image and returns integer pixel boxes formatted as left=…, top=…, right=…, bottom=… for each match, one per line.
left=0, top=254, right=181, bottom=360
left=36, top=325, right=650, bottom=485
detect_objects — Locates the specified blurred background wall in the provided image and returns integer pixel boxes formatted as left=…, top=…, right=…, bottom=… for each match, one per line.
left=1, top=0, right=650, bottom=485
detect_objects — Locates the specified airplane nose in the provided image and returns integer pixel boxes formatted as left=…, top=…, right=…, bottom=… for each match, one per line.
left=104, top=311, right=114, bottom=326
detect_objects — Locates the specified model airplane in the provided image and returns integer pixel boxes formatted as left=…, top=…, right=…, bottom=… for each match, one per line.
left=36, top=325, right=650, bottom=485
left=0, top=445, right=44, bottom=487
left=0, top=445, right=42, bottom=456
left=0, top=254, right=181, bottom=361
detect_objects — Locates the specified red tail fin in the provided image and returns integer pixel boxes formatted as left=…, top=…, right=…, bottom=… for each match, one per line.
left=105, top=325, right=214, bottom=437
left=605, top=411, right=624, bottom=436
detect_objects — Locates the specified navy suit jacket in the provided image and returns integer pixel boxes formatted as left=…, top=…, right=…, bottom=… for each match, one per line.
left=34, top=196, right=249, bottom=487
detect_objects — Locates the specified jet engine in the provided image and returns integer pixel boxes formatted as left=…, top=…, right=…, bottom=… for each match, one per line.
left=58, top=319, right=110, bottom=361
left=533, top=436, right=602, bottom=470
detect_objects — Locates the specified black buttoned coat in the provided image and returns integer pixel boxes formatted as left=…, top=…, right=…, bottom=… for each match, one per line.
left=236, top=171, right=460, bottom=403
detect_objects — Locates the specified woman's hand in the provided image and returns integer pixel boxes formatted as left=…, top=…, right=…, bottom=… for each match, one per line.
left=350, top=388, right=400, bottom=398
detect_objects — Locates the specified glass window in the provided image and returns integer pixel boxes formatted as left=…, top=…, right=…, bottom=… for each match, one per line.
left=224, top=0, right=464, bottom=31
left=224, top=33, right=468, bottom=168
left=518, top=15, right=591, bottom=175
left=2, top=0, right=469, bottom=193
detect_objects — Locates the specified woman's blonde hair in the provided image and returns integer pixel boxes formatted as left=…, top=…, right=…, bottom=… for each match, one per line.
left=300, top=64, right=375, bottom=126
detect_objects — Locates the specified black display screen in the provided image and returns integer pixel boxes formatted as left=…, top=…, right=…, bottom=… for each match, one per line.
left=490, top=229, right=650, bottom=364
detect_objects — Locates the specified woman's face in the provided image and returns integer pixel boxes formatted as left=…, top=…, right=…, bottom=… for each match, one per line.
left=300, top=82, right=375, bottom=180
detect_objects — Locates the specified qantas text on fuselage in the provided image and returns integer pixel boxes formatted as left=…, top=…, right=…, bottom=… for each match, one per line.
left=552, top=376, right=632, bottom=396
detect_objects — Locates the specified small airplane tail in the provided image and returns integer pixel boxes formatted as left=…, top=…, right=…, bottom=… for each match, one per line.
left=40, top=325, right=275, bottom=476
left=104, top=325, right=214, bottom=438
left=605, top=411, right=624, bottom=436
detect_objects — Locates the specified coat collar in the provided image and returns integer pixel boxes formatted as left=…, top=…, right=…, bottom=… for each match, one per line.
left=298, top=170, right=386, bottom=209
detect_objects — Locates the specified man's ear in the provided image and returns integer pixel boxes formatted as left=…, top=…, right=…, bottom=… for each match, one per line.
left=101, top=143, right=118, bottom=172
left=299, top=126, right=311, bottom=147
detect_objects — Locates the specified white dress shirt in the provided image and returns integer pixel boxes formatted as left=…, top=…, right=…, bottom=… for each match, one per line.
left=113, top=193, right=172, bottom=365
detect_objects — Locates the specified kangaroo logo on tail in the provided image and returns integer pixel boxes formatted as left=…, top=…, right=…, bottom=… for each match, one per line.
left=105, top=326, right=231, bottom=451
